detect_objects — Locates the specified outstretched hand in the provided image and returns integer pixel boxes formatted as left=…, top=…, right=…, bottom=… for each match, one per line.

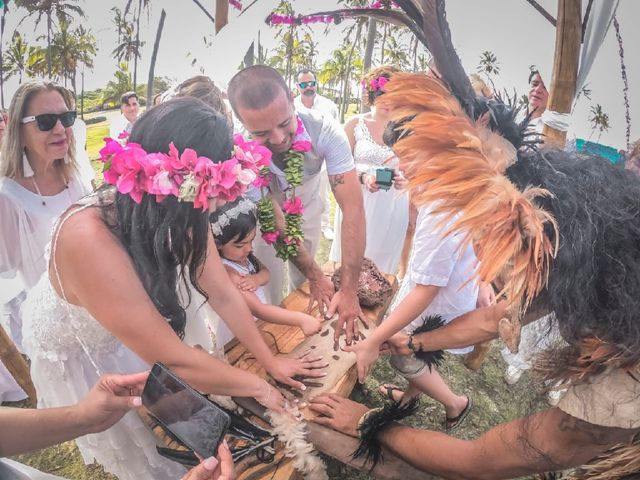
left=181, top=441, right=235, bottom=480
left=308, top=393, right=369, bottom=438
left=380, top=332, right=412, bottom=357
left=307, top=274, right=335, bottom=317
left=266, top=351, right=328, bottom=391
left=343, top=339, right=379, bottom=383
left=76, top=371, right=148, bottom=434
left=326, top=289, right=368, bottom=345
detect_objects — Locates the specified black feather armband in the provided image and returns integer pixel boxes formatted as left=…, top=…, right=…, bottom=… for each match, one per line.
left=351, top=398, right=419, bottom=469
left=410, top=314, right=446, bottom=371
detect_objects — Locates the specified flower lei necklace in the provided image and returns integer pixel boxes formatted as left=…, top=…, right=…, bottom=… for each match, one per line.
left=253, top=116, right=311, bottom=260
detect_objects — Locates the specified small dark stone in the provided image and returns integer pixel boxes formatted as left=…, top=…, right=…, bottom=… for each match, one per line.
left=310, top=345, right=316, bottom=349
left=320, top=329, right=329, bottom=337
left=332, top=355, right=340, bottom=361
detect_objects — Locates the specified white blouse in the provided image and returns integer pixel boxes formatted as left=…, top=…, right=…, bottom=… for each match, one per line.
left=0, top=175, right=92, bottom=302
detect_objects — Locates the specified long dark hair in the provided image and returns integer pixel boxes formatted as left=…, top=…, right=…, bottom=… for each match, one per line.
left=102, top=97, right=233, bottom=338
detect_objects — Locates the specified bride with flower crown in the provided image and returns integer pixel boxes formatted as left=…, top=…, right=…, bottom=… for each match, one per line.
left=20, top=97, right=327, bottom=480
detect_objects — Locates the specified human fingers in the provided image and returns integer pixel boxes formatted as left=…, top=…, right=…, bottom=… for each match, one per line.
left=306, top=296, right=318, bottom=314
left=218, top=440, right=235, bottom=480
left=298, top=367, right=328, bottom=379
left=106, top=371, right=149, bottom=396
left=344, top=315, right=355, bottom=345
left=181, top=456, right=219, bottom=480
left=307, top=401, right=335, bottom=417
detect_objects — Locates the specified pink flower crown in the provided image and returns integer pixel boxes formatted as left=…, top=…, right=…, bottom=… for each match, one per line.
left=361, top=75, right=389, bottom=93
left=98, top=136, right=271, bottom=210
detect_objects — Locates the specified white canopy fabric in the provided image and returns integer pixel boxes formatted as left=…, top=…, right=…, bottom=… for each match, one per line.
left=576, top=0, right=619, bottom=93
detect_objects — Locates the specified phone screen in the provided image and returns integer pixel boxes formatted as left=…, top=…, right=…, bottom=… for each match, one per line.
left=142, top=363, right=230, bottom=459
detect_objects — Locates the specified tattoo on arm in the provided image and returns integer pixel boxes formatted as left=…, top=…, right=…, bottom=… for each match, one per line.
left=557, top=414, right=612, bottom=446
left=329, top=174, right=345, bottom=192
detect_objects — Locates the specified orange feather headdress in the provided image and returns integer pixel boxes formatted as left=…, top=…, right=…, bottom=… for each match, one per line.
left=378, top=74, right=558, bottom=316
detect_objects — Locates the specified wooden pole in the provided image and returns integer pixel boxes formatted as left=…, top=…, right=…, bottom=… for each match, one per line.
left=215, top=0, right=229, bottom=33
left=542, top=0, right=582, bottom=148
left=147, top=9, right=167, bottom=107
left=0, top=324, right=36, bottom=404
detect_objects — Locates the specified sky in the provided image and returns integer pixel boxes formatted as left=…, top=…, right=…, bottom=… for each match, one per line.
left=3, top=0, right=638, bottom=149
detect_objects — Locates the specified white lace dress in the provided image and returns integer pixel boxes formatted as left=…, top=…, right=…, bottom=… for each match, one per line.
left=21, top=197, right=187, bottom=480
left=329, top=117, right=409, bottom=274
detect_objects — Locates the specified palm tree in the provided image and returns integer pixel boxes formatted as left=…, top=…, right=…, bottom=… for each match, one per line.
left=112, top=17, right=143, bottom=84
left=111, top=7, right=128, bottom=46
left=612, top=16, right=631, bottom=149
left=477, top=50, right=500, bottom=91
left=3, top=32, right=32, bottom=84
left=125, top=0, right=151, bottom=91
left=0, top=2, right=9, bottom=108
left=361, top=18, right=376, bottom=112
left=383, top=29, right=409, bottom=69
left=13, top=0, right=85, bottom=78
left=588, top=104, right=610, bottom=142
left=101, top=63, right=134, bottom=108
left=146, top=8, right=167, bottom=107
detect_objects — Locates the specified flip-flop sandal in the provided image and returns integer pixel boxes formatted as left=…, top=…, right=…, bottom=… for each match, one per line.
left=378, top=384, right=404, bottom=402
left=445, top=395, right=473, bottom=431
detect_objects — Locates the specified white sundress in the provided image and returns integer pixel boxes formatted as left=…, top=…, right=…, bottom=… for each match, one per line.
left=329, top=116, right=409, bottom=274
left=20, top=195, right=187, bottom=480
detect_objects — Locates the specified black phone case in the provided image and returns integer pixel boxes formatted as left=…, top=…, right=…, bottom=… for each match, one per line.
left=143, top=363, right=231, bottom=458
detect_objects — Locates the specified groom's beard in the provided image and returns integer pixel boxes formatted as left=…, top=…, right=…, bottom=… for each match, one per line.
left=302, top=89, right=316, bottom=97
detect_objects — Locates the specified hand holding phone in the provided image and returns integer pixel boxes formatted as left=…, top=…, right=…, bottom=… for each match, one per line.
left=375, top=167, right=395, bottom=191
left=142, top=363, right=230, bottom=459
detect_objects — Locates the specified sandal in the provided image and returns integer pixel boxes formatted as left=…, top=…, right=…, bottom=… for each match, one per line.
left=378, top=384, right=405, bottom=402
left=445, top=395, right=473, bottom=431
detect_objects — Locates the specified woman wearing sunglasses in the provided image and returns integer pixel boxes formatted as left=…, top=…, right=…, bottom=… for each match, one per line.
left=0, top=81, right=93, bottom=402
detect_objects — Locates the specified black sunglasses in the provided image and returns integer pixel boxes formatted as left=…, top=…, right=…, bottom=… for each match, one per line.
left=298, top=81, right=317, bottom=89
left=21, top=110, right=77, bottom=131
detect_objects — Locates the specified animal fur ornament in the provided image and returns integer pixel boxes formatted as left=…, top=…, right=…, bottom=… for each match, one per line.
left=352, top=398, right=419, bottom=469
left=266, top=404, right=329, bottom=480
left=410, top=315, right=446, bottom=369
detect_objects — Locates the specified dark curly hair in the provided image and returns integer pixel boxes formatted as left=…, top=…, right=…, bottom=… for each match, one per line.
left=506, top=149, right=640, bottom=374
left=102, top=97, right=234, bottom=338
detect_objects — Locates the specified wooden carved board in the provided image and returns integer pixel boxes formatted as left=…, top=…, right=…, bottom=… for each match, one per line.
left=227, top=275, right=398, bottom=480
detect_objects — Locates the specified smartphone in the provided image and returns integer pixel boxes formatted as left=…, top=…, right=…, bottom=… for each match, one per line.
left=375, top=167, right=395, bottom=190
left=142, top=362, right=230, bottom=459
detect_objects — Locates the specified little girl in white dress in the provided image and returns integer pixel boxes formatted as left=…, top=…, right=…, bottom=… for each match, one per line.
left=210, top=197, right=323, bottom=352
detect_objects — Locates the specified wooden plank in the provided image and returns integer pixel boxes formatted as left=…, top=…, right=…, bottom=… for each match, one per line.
left=0, top=324, right=36, bottom=404
left=235, top=396, right=437, bottom=480
left=543, top=0, right=582, bottom=147
left=229, top=276, right=398, bottom=479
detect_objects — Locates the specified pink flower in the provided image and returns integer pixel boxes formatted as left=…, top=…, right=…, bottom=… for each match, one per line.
left=283, top=196, right=304, bottom=215
left=262, top=231, right=279, bottom=245
left=292, top=140, right=312, bottom=152
left=283, top=235, right=299, bottom=246
left=296, top=116, right=305, bottom=135
left=99, top=138, right=123, bottom=162
left=377, top=76, right=388, bottom=90
left=234, top=164, right=257, bottom=185
left=148, top=171, right=177, bottom=197
left=216, top=158, right=240, bottom=189
left=253, top=170, right=272, bottom=188
left=118, top=130, right=130, bottom=140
